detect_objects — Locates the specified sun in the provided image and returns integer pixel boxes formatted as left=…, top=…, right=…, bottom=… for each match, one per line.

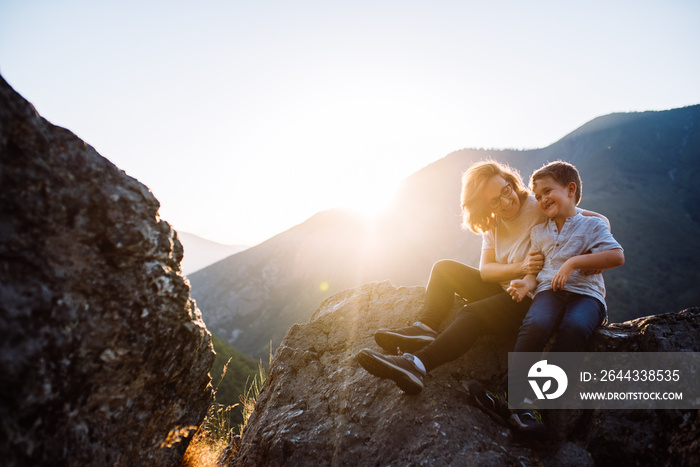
left=340, top=179, right=400, bottom=218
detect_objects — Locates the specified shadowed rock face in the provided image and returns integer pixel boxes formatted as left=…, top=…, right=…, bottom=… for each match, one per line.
left=230, top=281, right=699, bottom=467
left=0, top=76, right=215, bottom=466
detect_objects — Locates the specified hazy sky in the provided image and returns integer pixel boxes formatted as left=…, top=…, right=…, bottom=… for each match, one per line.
left=2, top=1, right=699, bottom=246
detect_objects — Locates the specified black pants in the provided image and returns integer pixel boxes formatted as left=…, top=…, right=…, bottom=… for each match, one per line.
left=413, top=260, right=532, bottom=373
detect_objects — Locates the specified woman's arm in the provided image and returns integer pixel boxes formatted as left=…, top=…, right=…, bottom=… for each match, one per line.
left=580, top=209, right=611, bottom=231
left=479, top=248, right=544, bottom=283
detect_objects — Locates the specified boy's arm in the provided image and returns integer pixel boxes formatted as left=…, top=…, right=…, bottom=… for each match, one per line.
left=579, top=210, right=611, bottom=275
left=507, top=274, right=538, bottom=302
left=552, top=248, right=625, bottom=291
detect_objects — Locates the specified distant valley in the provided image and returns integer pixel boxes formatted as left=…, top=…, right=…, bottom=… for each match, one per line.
left=189, top=105, right=700, bottom=359
left=178, top=231, right=247, bottom=275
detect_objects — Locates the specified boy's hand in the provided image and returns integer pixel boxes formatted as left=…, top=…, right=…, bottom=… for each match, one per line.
left=507, top=279, right=530, bottom=302
left=521, top=249, right=544, bottom=275
left=552, top=260, right=576, bottom=291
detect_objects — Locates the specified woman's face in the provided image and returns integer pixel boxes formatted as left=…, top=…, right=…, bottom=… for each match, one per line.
left=480, top=175, right=521, bottom=220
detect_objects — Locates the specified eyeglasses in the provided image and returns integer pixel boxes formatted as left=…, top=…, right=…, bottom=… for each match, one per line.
left=487, top=183, right=513, bottom=210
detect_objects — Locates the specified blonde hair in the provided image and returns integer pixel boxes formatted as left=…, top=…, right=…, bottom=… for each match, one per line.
left=461, top=160, right=529, bottom=233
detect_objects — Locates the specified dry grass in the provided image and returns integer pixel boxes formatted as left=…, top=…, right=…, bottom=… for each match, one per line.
left=237, top=359, right=266, bottom=437
left=180, top=432, right=230, bottom=467
left=180, top=356, right=268, bottom=466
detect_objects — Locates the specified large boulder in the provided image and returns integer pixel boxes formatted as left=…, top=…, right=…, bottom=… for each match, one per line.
left=0, top=76, right=215, bottom=465
left=230, top=281, right=699, bottom=466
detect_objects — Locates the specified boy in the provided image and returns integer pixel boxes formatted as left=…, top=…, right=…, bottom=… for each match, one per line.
left=501, top=160, right=624, bottom=432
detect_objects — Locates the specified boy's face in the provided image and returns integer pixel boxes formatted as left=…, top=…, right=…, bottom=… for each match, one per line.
left=532, top=175, right=577, bottom=219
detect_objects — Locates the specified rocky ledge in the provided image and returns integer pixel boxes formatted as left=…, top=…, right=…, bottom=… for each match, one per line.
left=230, top=281, right=699, bottom=467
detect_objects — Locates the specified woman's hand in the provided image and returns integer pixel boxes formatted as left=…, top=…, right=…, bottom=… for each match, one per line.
left=521, top=249, right=544, bottom=276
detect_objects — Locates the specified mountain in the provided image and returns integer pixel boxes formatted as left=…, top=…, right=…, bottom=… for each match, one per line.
left=177, top=231, right=248, bottom=275
left=178, top=231, right=247, bottom=275
left=189, top=105, right=700, bottom=359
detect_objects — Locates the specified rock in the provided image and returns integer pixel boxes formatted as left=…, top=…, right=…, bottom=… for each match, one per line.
left=0, top=75, right=215, bottom=465
left=589, top=308, right=700, bottom=352
left=228, top=281, right=699, bottom=466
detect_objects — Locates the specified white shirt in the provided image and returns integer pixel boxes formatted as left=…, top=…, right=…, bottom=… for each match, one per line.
left=482, top=195, right=547, bottom=290
left=530, top=213, right=622, bottom=308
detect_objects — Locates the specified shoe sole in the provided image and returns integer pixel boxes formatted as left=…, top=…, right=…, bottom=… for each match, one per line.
left=464, top=380, right=510, bottom=427
left=509, top=414, right=548, bottom=436
left=374, top=331, right=436, bottom=353
left=356, top=350, right=423, bottom=395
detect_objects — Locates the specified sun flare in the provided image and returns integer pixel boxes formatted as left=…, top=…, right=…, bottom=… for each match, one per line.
left=339, top=179, right=400, bottom=217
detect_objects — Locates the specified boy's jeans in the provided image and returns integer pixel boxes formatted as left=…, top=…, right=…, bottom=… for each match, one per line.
left=514, top=289, right=606, bottom=353
left=510, top=290, right=605, bottom=405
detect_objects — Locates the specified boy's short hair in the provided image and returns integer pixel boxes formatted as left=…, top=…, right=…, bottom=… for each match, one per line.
left=530, top=160, right=582, bottom=205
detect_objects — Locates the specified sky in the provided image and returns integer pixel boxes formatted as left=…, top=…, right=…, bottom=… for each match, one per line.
left=1, top=1, right=699, bottom=246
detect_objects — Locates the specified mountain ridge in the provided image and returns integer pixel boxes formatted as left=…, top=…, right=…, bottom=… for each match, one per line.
left=190, top=104, right=700, bottom=359
left=178, top=231, right=248, bottom=275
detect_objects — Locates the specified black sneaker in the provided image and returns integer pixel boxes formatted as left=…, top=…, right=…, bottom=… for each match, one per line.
left=509, top=407, right=546, bottom=435
left=356, top=348, right=426, bottom=395
left=374, top=321, right=437, bottom=353
left=463, top=379, right=511, bottom=427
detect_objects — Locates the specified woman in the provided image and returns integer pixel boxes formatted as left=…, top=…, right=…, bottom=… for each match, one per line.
left=356, top=160, right=607, bottom=426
